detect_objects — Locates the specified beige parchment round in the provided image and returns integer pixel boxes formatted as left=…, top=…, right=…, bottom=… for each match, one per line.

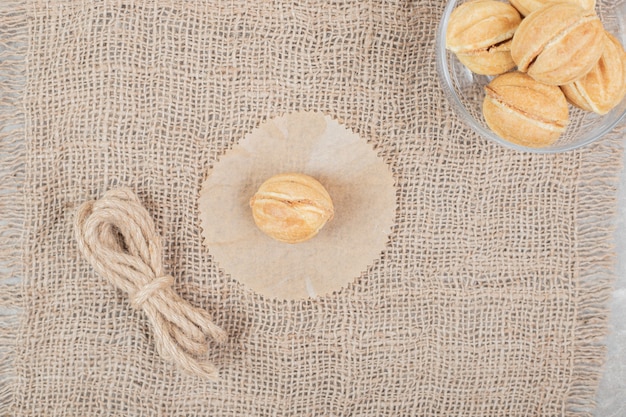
left=198, top=112, right=396, bottom=300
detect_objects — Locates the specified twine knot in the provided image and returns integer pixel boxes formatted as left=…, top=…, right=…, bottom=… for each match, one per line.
left=74, top=187, right=227, bottom=380
left=130, top=274, right=175, bottom=310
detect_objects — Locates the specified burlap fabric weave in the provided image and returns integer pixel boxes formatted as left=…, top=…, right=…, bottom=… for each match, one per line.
left=1, top=0, right=623, bottom=416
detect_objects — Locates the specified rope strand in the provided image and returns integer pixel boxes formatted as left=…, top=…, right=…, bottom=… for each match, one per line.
left=74, top=187, right=227, bottom=380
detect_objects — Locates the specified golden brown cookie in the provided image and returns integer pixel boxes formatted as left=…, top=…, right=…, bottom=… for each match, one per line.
left=561, top=32, right=626, bottom=114
left=511, top=3, right=604, bottom=85
left=249, top=173, right=334, bottom=244
left=509, top=0, right=595, bottom=17
left=456, top=40, right=516, bottom=76
left=483, top=72, right=569, bottom=147
left=446, top=0, right=521, bottom=75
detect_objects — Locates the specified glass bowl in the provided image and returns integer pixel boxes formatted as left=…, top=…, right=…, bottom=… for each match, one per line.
left=435, top=0, right=626, bottom=153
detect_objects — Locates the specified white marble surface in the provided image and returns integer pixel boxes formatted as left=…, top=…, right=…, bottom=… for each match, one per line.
left=596, top=139, right=626, bottom=417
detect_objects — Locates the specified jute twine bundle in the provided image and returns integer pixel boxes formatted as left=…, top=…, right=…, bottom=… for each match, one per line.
left=74, top=187, right=227, bottom=380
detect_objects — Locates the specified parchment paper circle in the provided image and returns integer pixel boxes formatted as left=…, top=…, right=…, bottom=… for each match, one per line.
left=199, top=112, right=396, bottom=300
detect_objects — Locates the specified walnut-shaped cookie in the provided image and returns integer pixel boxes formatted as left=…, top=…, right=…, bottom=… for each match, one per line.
left=561, top=32, right=626, bottom=115
left=446, top=0, right=521, bottom=75
left=483, top=72, right=569, bottom=147
left=511, top=3, right=604, bottom=85
left=509, top=0, right=595, bottom=17
left=250, top=173, right=334, bottom=244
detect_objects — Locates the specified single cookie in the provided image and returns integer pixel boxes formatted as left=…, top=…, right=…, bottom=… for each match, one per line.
left=483, top=72, right=569, bottom=147
left=446, top=0, right=521, bottom=75
left=509, top=0, right=595, bottom=17
left=249, top=173, right=334, bottom=244
left=561, top=32, right=626, bottom=115
left=511, top=3, right=604, bottom=85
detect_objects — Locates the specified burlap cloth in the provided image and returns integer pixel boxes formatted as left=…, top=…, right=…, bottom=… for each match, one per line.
left=1, top=0, right=624, bottom=416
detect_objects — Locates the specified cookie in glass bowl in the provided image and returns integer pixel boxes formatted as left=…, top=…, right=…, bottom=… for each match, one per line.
left=445, top=0, right=521, bottom=75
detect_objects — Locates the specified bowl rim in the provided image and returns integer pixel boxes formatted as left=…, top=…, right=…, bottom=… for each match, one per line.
left=435, top=0, right=626, bottom=154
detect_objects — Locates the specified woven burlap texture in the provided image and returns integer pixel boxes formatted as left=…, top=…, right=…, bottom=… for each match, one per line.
left=0, top=0, right=623, bottom=416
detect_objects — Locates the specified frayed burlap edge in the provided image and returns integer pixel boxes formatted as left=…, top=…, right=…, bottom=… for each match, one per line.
left=0, top=0, right=27, bottom=415
left=568, top=130, right=624, bottom=417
